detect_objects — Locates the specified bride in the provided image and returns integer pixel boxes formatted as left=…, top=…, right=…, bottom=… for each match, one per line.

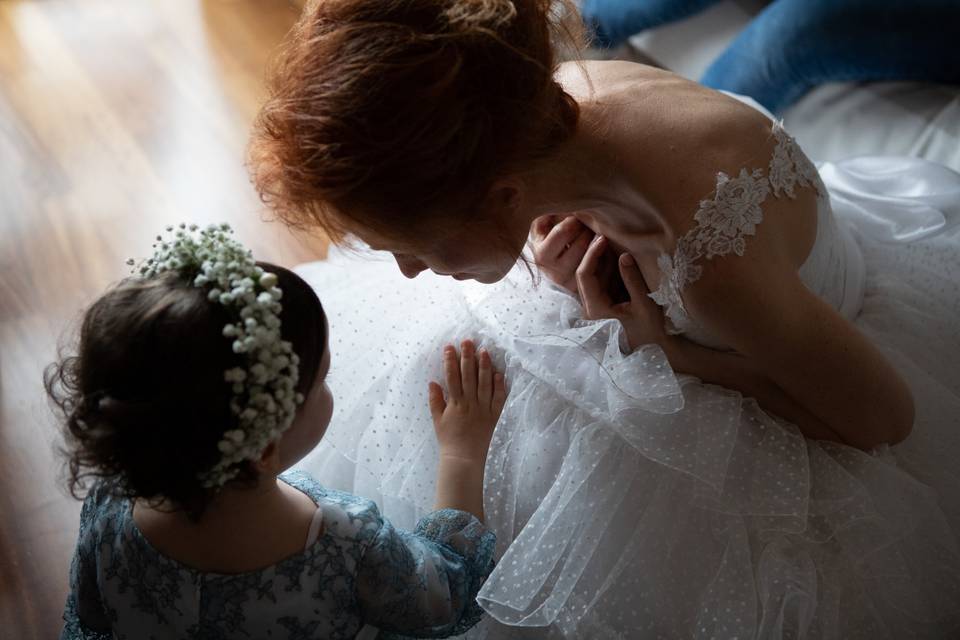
left=249, top=1, right=960, bottom=637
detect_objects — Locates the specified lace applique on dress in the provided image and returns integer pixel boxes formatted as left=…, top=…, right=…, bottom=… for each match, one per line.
left=648, top=121, right=823, bottom=333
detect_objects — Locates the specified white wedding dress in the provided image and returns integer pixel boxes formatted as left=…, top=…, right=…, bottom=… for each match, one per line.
left=294, top=113, right=960, bottom=638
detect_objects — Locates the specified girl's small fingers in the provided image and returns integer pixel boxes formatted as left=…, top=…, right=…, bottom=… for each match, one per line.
left=460, top=340, right=477, bottom=399
left=477, top=349, right=493, bottom=404
left=427, top=382, right=446, bottom=424
left=492, top=372, right=507, bottom=413
left=443, top=345, right=463, bottom=399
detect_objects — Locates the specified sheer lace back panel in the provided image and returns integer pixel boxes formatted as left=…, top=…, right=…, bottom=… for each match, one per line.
left=648, top=120, right=865, bottom=350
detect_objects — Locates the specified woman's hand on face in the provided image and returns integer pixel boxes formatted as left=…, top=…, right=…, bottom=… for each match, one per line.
left=428, top=340, right=507, bottom=464
left=576, top=235, right=672, bottom=352
left=530, top=215, right=594, bottom=295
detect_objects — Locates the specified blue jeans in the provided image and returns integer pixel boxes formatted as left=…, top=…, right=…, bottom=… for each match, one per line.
left=581, top=0, right=960, bottom=114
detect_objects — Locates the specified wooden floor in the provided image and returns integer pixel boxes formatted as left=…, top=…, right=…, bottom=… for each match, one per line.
left=0, top=1, right=326, bottom=636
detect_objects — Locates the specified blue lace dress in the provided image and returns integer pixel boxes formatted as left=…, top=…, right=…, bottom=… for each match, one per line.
left=60, top=471, right=496, bottom=639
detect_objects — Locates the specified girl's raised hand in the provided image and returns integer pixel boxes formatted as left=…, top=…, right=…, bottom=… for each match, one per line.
left=428, top=340, right=507, bottom=464
left=576, top=235, right=672, bottom=352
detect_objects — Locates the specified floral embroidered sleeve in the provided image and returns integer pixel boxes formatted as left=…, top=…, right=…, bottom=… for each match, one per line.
left=355, top=508, right=496, bottom=638
left=60, top=487, right=113, bottom=640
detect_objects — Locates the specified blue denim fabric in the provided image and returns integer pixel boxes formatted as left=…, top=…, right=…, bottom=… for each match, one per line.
left=582, top=0, right=960, bottom=113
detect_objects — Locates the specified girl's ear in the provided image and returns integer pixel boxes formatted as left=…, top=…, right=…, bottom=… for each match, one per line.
left=253, top=441, right=278, bottom=473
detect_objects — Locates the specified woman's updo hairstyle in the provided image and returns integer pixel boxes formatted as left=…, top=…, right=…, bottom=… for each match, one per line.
left=45, top=263, right=325, bottom=521
left=250, top=0, right=586, bottom=243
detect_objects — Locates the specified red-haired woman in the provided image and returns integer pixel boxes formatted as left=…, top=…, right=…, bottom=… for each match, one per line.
left=251, top=1, right=960, bottom=637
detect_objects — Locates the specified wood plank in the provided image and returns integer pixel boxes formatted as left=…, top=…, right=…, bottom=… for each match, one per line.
left=0, top=2, right=317, bottom=636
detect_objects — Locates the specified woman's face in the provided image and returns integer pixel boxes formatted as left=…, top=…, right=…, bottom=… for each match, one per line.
left=356, top=201, right=531, bottom=284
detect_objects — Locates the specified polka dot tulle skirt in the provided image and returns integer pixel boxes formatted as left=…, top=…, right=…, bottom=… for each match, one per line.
left=295, top=156, right=960, bottom=639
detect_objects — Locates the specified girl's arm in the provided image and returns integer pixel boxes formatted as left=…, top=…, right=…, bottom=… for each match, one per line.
left=355, top=342, right=504, bottom=637
left=355, top=508, right=496, bottom=638
left=428, top=340, right=507, bottom=521
left=61, top=489, right=113, bottom=640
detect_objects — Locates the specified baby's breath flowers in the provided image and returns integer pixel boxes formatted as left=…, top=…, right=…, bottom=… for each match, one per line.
left=131, top=223, right=304, bottom=489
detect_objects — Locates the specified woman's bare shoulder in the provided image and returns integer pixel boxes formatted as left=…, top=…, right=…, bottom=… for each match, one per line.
left=561, top=61, right=785, bottom=216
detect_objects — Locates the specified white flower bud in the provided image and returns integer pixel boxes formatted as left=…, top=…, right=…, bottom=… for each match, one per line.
left=259, top=272, right=278, bottom=289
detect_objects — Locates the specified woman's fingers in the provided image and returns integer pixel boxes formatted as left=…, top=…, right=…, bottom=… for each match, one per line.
left=619, top=252, right=651, bottom=302
left=427, top=381, right=446, bottom=424
left=537, top=216, right=585, bottom=262
left=555, top=226, right=594, bottom=271
left=576, top=235, right=613, bottom=319
left=477, top=348, right=492, bottom=405
left=460, top=340, right=477, bottom=400
left=443, top=344, right=463, bottom=400
left=531, top=214, right=559, bottom=241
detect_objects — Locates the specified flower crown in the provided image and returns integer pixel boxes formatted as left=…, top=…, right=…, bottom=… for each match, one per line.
left=129, top=223, right=304, bottom=488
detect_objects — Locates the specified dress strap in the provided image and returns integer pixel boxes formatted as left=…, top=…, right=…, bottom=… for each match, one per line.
left=648, top=120, right=824, bottom=333
left=304, top=506, right=324, bottom=550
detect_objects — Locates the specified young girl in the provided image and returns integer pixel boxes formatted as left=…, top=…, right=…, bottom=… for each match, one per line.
left=48, top=223, right=506, bottom=639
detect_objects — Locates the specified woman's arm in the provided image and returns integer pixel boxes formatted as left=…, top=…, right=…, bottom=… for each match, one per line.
left=577, top=238, right=914, bottom=450
left=663, top=335, right=849, bottom=443
left=681, top=262, right=915, bottom=450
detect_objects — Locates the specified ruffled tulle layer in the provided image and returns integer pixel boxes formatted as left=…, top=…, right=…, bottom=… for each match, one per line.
left=295, top=156, right=960, bottom=639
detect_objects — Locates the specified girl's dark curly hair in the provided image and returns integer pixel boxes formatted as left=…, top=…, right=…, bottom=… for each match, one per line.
left=45, top=263, right=325, bottom=521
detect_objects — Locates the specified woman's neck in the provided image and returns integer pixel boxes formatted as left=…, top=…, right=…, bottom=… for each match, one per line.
left=518, top=106, right=670, bottom=248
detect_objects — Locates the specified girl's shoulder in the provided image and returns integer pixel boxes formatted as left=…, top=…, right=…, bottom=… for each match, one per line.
left=280, top=471, right=385, bottom=546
